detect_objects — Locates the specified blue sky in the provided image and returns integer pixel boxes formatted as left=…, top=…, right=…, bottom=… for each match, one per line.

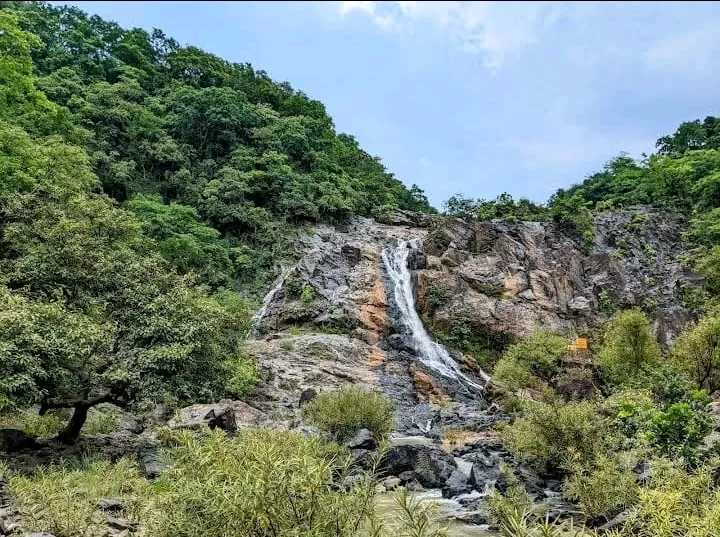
left=53, top=1, right=720, bottom=208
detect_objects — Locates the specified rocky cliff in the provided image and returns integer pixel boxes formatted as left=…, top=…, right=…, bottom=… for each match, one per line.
left=247, top=206, right=700, bottom=427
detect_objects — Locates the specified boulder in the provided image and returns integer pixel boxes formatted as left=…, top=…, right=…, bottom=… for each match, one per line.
left=0, top=429, right=38, bottom=453
left=381, top=444, right=457, bottom=489
left=350, top=449, right=374, bottom=470
left=346, top=428, right=376, bottom=450
left=138, top=448, right=163, bottom=481
left=97, top=499, right=124, bottom=512
left=169, top=400, right=267, bottom=432
left=380, top=476, right=402, bottom=491
left=298, top=388, right=318, bottom=407
left=441, top=469, right=471, bottom=498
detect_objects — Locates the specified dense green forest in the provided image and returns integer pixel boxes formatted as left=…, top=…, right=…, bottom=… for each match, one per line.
left=0, top=1, right=432, bottom=438
left=4, top=2, right=720, bottom=536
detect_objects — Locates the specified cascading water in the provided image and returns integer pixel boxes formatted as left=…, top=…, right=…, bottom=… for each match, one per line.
left=246, top=265, right=296, bottom=338
left=381, top=239, right=490, bottom=390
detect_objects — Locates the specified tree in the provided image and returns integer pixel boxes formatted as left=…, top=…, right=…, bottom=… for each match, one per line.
left=672, top=311, right=720, bottom=393
left=493, top=331, right=568, bottom=392
left=597, top=309, right=662, bottom=387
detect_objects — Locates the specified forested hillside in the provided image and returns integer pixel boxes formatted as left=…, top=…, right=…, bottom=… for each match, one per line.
left=5, top=2, right=720, bottom=537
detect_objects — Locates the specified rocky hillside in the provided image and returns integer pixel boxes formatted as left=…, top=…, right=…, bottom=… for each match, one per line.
left=247, top=207, right=700, bottom=426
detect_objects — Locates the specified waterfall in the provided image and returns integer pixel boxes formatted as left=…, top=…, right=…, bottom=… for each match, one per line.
left=381, top=239, right=490, bottom=389
left=246, top=265, right=296, bottom=338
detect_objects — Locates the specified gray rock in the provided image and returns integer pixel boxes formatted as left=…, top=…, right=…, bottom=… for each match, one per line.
left=350, top=449, right=374, bottom=470
left=139, top=449, right=163, bottom=480
left=346, top=428, right=376, bottom=450
left=381, top=477, right=402, bottom=491
left=24, top=533, right=57, bottom=537
left=298, top=388, right=317, bottom=407
left=441, top=469, right=471, bottom=498
left=381, top=444, right=457, bottom=489
left=97, top=498, right=124, bottom=512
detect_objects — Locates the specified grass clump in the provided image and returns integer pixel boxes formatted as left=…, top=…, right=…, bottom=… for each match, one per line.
left=0, top=410, right=66, bottom=438
left=6, top=457, right=152, bottom=537
left=151, top=427, right=379, bottom=537
left=302, top=387, right=395, bottom=441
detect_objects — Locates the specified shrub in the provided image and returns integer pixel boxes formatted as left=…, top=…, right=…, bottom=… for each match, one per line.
left=300, top=284, right=315, bottom=303
left=493, top=331, right=568, bottom=393
left=302, top=387, right=395, bottom=441
left=284, top=274, right=304, bottom=299
left=7, top=458, right=152, bottom=537
left=498, top=399, right=610, bottom=472
left=671, top=311, right=720, bottom=393
left=281, top=340, right=295, bottom=351
left=597, top=309, right=661, bottom=387
left=150, top=428, right=378, bottom=537
left=643, top=399, right=712, bottom=461
left=426, top=282, right=451, bottom=312
left=225, top=354, right=259, bottom=397
left=485, top=464, right=537, bottom=525
left=563, top=451, right=639, bottom=520
left=629, top=212, right=650, bottom=232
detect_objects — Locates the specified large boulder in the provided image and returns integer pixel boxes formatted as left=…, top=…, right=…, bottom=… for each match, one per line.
left=441, top=468, right=471, bottom=498
left=169, top=400, right=268, bottom=432
left=380, top=444, right=457, bottom=488
left=346, top=428, right=376, bottom=450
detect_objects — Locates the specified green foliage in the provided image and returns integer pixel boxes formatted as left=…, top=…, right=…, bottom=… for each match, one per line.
left=671, top=310, right=720, bottom=393
left=300, top=283, right=315, bottom=303
left=498, top=399, right=610, bottom=472
left=225, top=354, right=259, bottom=397
left=643, top=396, right=712, bottom=460
left=598, top=291, right=615, bottom=315
left=485, top=465, right=537, bottom=525
left=0, top=410, right=66, bottom=438
left=284, top=274, right=304, bottom=299
left=443, top=192, right=548, bottom=222
left=83, top=404, right=122, bottom=435
left=301, top=387, right=395, bottom=441
left=597, top=309, right=662, bottom=387
left=151, top=428, right=378, bottom=537
left=563, top=451, right=639, bottom=520
left=7, top=457, right=152, bottom=537
left=493, top=331, right=568, bottom=393
left=628, top=212, right=650, bottom=232
left=381, top=488, right=449, bottom=537
left=426, top=282, right=452, bottom=312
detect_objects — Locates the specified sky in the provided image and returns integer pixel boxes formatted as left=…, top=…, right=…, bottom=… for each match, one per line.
left=53, top=1, right=720, bottom=208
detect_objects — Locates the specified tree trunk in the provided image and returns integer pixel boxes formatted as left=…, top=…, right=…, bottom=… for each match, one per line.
left=57, top=403, right=89, bottom=444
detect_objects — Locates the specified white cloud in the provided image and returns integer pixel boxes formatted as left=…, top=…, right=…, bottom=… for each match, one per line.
left=337, top=1, right=568, bottom=74
left=645, top=27, right=720, bottom=75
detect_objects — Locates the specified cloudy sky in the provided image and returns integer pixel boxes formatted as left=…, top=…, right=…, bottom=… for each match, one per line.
left=54, top=1, right=720, bottom=207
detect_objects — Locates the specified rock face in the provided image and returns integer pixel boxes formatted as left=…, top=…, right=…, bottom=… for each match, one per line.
left=381, top=444, right=457, bottom=488
left=416, top=207, right=699, bottom=347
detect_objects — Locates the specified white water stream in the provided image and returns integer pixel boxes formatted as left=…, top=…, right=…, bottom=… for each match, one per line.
left=246, top=265, right=297, bottom=338
left=381, top=239, right=490, bottom=390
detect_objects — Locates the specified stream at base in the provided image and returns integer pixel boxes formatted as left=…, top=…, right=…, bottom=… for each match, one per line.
left=374, top=490, right=496, bottom=537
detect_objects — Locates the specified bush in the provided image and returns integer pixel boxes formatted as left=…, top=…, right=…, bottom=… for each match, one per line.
left=284, top=274, right=304, bottom=299
left=563, top=451, right=639, bottom=520
left=302, top=387, right=395, bottom=441
left=498, top=399, right=610, bottom=472
left=300, top=284, right=315, bottom=303
left=597, top=309, right=661, bottom=387
left=150, top=428, right=378, bottom=537
left=225, top=354, right=259, bottom=397
left=671, top=310, right=720, bottom=393
left=643, top=399, right=712, bottom=461
left=7, top=458, right=152, bottom=537
left=493, top=331, right=568, bottom=393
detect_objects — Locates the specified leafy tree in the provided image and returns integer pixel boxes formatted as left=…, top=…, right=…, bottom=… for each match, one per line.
left=493, top=331, right=568, bottom=392
left=597, top=309, right=662, bottom=387
left=671, top=311, right=720, bottom=393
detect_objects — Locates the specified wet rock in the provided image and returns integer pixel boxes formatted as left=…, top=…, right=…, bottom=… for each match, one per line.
left=407, top=249, right=427, bottom=270
left=346, top=428, right=376, bottom=450
left=381, top=476, right=402, bottom=491
left=441, top=469, right=471, bottom=498
left=298, top=388, right=317, bottom=407
left=381, top=444, right=457, bottom=489
left=386, top=334, right=414, bottom=353
left=0, top=429, right=38, bottom=453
